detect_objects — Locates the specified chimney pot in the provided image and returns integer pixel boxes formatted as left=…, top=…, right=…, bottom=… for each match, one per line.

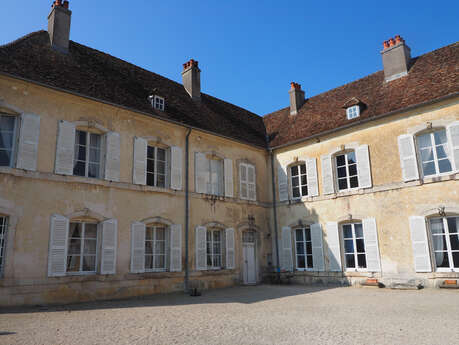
left=289, top=82, right=305, bottom=116
left=182, top=58, right=201, bottom=101
left=381, top=35, right=411, bottom=82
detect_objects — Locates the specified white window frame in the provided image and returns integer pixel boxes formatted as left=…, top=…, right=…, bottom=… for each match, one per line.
left=153, top=96, right=165, bottom=111
left=0, top=114, right=18, bottom=168
left=415, top=129, right=453, bottom=178
left=207, top=228, right=223, bottom=270
left=294, top=227, right=314, bottom=271
left=346, top=105, right=360, bottom=120
left=145, top=225, right=168, bottom=272
left=0, top=216, right=8, bottom=276
left=335, top=151, right=359, bottom=192
left=429, top=216, right=459, bottom=273
left=240, top=162, right=256, bottom=201
left=290, top=162, right=308, bottom=199
left=73, top=130, right=103, bottom=179
left=146, top=145, right=167, bottom=188
left=207, top=158, right=224, bottom=196
left=66, top=221, right=99, bottom=275
left=342, top=222, right=367, bottom=272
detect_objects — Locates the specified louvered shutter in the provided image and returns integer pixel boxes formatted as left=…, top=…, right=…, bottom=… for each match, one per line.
left=100, top=219, right=118, bottom=274
left=356, top=145, right=372, bottom=188
left=326, top=222, right=342, bottom=271
left=225, top=228, right=235, bottom=269
left=306, top=158, right=319, bottom=197
left=447, top=121, right=459, bottom=171
left=170, top=224, right=182, bottom=272
left=398, top=134, right=419, bottom=181
left=195, top=153, right=208, bottom=194
left=55, top=120, right=76, bottom=175
left=224, top=158, right=233, bottom=197
left=409, top=216, right=432, bottom=272
left=170, top=146, right=183, bottom=190
left=362, top=218, right=381, bottom=272
left=104, top=132, right=120, bottom=182
left=321, top=155, right=335, bottom=195
left=247, top=164, right=256, bottom=201
left=195, top=226, right=207, bottom=270
left=281, top=226, right=293, bottom=271
left=311, top=223, right=325, bottom=271
left=48, top=214, right=69, bottom=277
left=16, top=113, right=40, bottom=171
left=133, top=137, right=147, bottom=185
left=278, top=164, right=289, bottom=201
left=240, top=163, right=248, bottom=199
left=130, top=222, right=146, bottom=273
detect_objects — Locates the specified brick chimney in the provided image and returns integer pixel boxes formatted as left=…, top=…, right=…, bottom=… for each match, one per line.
left=182, top=59, right=201, bottom=102
left=381, top=35, right=411, bottom=82
left=48, top=0, right=72, bottom=53
left=289, top=82, right=305, bottom=116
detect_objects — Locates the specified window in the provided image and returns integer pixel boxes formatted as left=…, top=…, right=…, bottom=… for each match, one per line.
left=207, top=229, right=223, bottom=269
left=145, top=225, right=167, bottom=272
left=290, top=163, right=308, bottom=198
left=208, top=158, right=224, bottom=196
left=73, top=130, right=102, bottom=178
left=416, top=129, right=453, bottom=177
left=342, top=223, right=366, bottom=270
left=429, top=216, right=459, bottom=271
left=240, top=163, right=256, bottom=200
left=0, top=114, right=17, bottom=167
left=154, top=96, right=165, bottom=111
left=0, top=216, right=8, bottom=274
left=67, top=222, right=98, bottom=273
left=336, top=151, right=358, bottom=191
left=295, top=227, right=313, bottom=270
left=147, top=146, right=167, bottom=188
left=346, top=105, right=360, bottom=120
left=243, top=231, right=256, bottom=243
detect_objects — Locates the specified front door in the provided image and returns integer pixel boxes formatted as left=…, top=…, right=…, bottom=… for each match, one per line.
left=243, top=231, right=257, bottom=285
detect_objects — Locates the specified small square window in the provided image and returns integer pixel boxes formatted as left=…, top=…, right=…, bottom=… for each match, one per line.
left=346, top=105, right=360, bottom=120
left=153, top=96, right=165, bottom=111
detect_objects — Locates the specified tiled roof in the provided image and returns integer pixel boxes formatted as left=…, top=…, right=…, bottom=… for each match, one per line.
left=0, top=31, right=267, bottom=147
left=264, top=42, right=459, bottom=148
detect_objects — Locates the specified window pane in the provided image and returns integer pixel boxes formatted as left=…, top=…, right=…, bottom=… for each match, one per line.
left=300, top=164, right=306, bottom=175
left=343, top=225, right=352, bottom=239
left=336, top=155, right=345, bottom=167
left=345, top=254, right=355, bottom=268
left=435, top=251, right=450, bottom=268
left=433, top=130, right=447, bottom=145
left=449, top=234, right=459, bottom=251
left=73, top=161, right=86, bottom=177
left=432, top=235, right=447, bottom=252
left=157, top=161, right=166, bottom=175
left=76, top=146, right=86, bottom=161
left=447, top=217, right=459, bottom=234
left=338, top=178, right=348, bottom=190
left=452, top=252, right=459, bottom=268
left=207, top=255, right=212, bottom=266
left=417, top=133, right=432, bottom=148
left=84, top=240, right=97, bottom=254
left=146, top=173, right=155, bottom=186
left=297, top=255, right=305, bottom=268
left=435, top=145, right=448, bottom=159
left=156, top=228, right=165, bottom=240
left=348, top=164, right=357, bottom=176
left=292, top=176, right=299, bottom=187
left=88, top=163, right=99, bottom=178
left=145, top=228, right=153, bottom=240
left=145, top=255, right=153, bottom=269
left=67, top=256, right=80, bottom=271
left=241, top=183, right=248, bottom=197
left=422, top=161, right=436, bottom=176
left=76, top=130, right=86, bottom=145
left=306, top=242, right=312, bottom=255
left=89, top=148, right=100, bottom=163
left=301, top=175, right=307, bottom=185
left=296, top=242, right=305, bottom=255
left=68, top=238, right=81, bottom=255
left=147, top=146, right=155, bottom=159
left=357, top=254, right=367, bottom=268
left=0, top=115, right=15, bottom=131
left=82, top=256, right=96, bottom=271
left=295, top=230, right=304, bottom=242
left=0, top=150, right=12, bottom=166
left=214, top=255, right=221, bottom=267
left=301, top=186, right=308, bottom=196
left=0, top=132, right=13, bottom=150
left=438, top=159, right=452, bottom=173
left=344, top=240, right=354, bottom=253
left=347, top=152, right=356, bottom=164
left=85, top=224, right=97, bottom=238
left=305, top=229, right=311, bottom=241
left=155, top=255, right=165, bottom=269
left=291, top=166, right=298, bottom=176
left=90, top=133, right=101, bottom=149
left=349, top=176, right=359, bottom=188
left=292, top=187, right=300, bottom=198
left=157, top=148, right=166, bottom=161
left=337, top=167, right=347, bottom=178
left=69, top=223, right=82, bottom=238
left=145, top=241, right=153, bottom=254
left=430, top=219, right=444, bottom=234
left=157, top=174, right=166, bottom=188
left=213, top=230, right=221, bottom=242
left=306, top=255, right=314, bottom=268
left=354, top=224, right=363, bottom=238
left=420, top=148, right=433, bottom=162
left=155, top=241, right=165, bottom=255
left=356, top=239, right=365, bottom=253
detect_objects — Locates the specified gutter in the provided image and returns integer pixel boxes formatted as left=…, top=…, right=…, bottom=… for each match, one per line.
left=269, top=149, right=281, bottom=282
left=184, top=127, right=192, bottom=292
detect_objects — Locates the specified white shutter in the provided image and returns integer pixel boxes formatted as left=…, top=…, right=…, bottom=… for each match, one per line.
left=130, top=222, right=146, bottom=273
left=326, top=222, right=342, bottom=272
left=170, top=146, right=183, bottom=190
left=195, top=152, right=208, bottom=194
left=239, top=163, right=248, bottom=199
left=281, top=226, right=293, bottom=271
left=356, top=145, right=372, bottom=188
left=48, top=214, right=69, bottom=277
left=247, top=164, right=256, bottom=201
left=447, top=121, right=459, bottom=171
left=321, top=155, right=335, bottom=195
left=224, top=158, right=233, bottom=197
left=409, top=216, right=432, bottom=273
left=55, top=120, right=76, bottom=175
left=104, top=132, right=120, bottom=182
left=16, top=113, right=40, bottom=171
left=133, top=137, right=147, bottom=185
left=362, top=218, right=381, bottom=272
left=100, top=219, right=118, bottom=275
left=306, top=158, right=319, bottom=197
left=311, top=223, right=325, bottom=271
left=170, top=224, right=182, bottom=272
left=225, top=228, right=235, bottom=269
left=398, top=134, right=419, bottom=181
left=195, top=226, right=207, bottom=270
left=278, top=164, right=289, bottom=201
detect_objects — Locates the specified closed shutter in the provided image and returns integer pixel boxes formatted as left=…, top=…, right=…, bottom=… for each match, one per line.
left=398, top=134, right=419, bottom=181
left=239, top=163, right=248, bottom=199
left=447, top=121, right=459, bottom=171
left=195, top=152, right=208, bottom=194
left=311, top=223, right=325, bottom=271
left=170, top=224, right=182, bottom=272
left=326, top=222, right=342, bottom=271
left=247, top=164, right=256, bottom=201
left=48, top=214, right=69, bottom=277
left=409, top=216, right=432, bottom=272
left=16, top=113, right=40, bottom=171
left=362, top=218, right=381, bottom=272
left=100, top=219, right=118, bottom=275
left=306, top=158, right=319, bottom=197
left=281, top=226, right=293, bottom=271
left=195, top=226, right=207, bottom=270
left=225, top=228, right=235, bottom=269
left=224, top=158, right=233, bottom=197
left=55, top=120, right=76, bottom=175
left=356, top=145, right=372, bottom=188
left=170, top=146, right=183, bottom=190
left=133, top=137, right=147, bottom=185
left=321, top=155, right=335, bottom=195
left=130, top=222, right=146, bottom=273
left=278, top=164, right=289, bottom=201
left=104, top=132, right=120, bottom=182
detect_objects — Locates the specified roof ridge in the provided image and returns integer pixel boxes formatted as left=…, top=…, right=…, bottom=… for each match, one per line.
left=0, top=30, right=47, bottom=49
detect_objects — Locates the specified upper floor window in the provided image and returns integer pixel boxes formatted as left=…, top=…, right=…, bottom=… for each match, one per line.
left=145, top=225, right=168, bottom=272
left=290, top=163, right=308, bottom=198
left=67, top=221, right=98, bottom=274
left=207, top=228, right=223, bottom=269
left=416, top=129, right=453, bottom=177
left=0, top=114, right=17, bottom=167
left=147, top=146, right=167, bottom=188
left=0, top=216, right=8, bottom=275
left=335, top=151, right=358, bottom=191
left=295, top=227, right=313, bottom=270
left=342, top=222, right=366, bottom=270
left=240, top=163, right=256, bottom=201
left=429, top=216, right=459, bottom=272
left=149, top=95, right=165, bottom=111
left=346, top=105, right=360, bottom=120
left=73, top=130, right=102, bottom=178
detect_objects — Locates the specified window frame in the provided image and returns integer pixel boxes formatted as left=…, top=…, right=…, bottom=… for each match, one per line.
left=206, top=228, right=223, bottom=270
left=341, top=222, right=367, bottom=272
left=334, top=151, right=359, bottom=192
left=146, top=145, right=168, bottom=188
left=346, top=105, right=360, bottom=120
left=294, top=226, right=314, bottom=271
left=415, top=128, right=453, bottom=179
left=289, top=162, right=308, bottom=199
left=239, top=162, right=256, bottom=201
left=0, top=216, right=8, bottom=277
left=153, top=96, right=165, bottom=111
left=73, top=129, right=103, bottom=179
left=0, top=114, right=18, bottom=168
left=66, top=221, right=99, bottom=275
left=428, top=216, right=459, bottom=273
left=144, top=224, right=168, bottom=272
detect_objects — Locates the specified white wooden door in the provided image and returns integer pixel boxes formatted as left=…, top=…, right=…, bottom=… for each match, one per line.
left=243, top=243, right=256, bottom=285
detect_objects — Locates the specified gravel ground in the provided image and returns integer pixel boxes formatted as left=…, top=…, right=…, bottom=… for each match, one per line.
left=0, top=284, right=458, bottom=345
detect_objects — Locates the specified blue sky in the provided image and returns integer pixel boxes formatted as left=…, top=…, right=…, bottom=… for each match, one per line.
left=1, top=1, right=458, bottom=115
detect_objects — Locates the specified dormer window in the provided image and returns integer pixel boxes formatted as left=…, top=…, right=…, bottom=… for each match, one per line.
left=149, top=95, right=165, bottom=111
left=346, top=105, right=360, bottom=120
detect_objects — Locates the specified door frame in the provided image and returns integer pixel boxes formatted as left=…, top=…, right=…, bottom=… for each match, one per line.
left=242, top=230, right=258, bottom=285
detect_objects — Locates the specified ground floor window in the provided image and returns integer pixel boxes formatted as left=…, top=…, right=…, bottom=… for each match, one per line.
left=145, top=225, right=167, bottom=271
left=295, top=227, right=313, bottom=269
left=207, top=229, right=223, bottom=269
left=343, top=223, right=366, bottom=270
left=430, top=216, right=459, bottom=271
left=0, top=216, right=8, bottom=274
left=67, top=222, right=98, bottom=273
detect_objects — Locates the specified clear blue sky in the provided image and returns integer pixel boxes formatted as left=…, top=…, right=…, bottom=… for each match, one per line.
left=1, top=1, right=458, bottom=115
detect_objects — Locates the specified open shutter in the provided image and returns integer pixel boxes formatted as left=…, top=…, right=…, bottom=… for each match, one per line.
left=409, top=216, right=432, bottom=272
left=224, top=158, right=233, bottom=197
left=326, top=222, right=342, bottom=271
left=100, top=219, right=118, bottom=275
left=278, top=164, right=289, bottom=201
left=247, top=164, right=256, bottom=201
left=321, top=155, right=335, bottom=195
left=48, top=214, right=69, bottom=277
left=398, top=134, right=419, bottom=181
left=356, top=145, right=372, bottom=188
left=225, top=228, right=235, bottom=269
left=306, top=158, right=319, bottom=197
left=170, top=146, right=183, bottom=190
left=362, top=218, right=381, bottom=272
left=195, top=153, right=208, bottom=194
left=170, top=224, right=182, bottom=272
left=447, top=121, right=459, bottom=171
left=16, top=113, right=40, bottom=171
left=281, top=226, right=293, bottom=271
left=130, top=222, right=146, bottom=273
left=55, top=120, right=76, bottom=175
left=133, top=137, right=147, bottom=185
left=104, top=132, right=120, bottom=182
left=195, top=226, right=207, bottom=270
left=239, top=164, right=248, bottom=199
left=311, top=223, right=325, bottom=271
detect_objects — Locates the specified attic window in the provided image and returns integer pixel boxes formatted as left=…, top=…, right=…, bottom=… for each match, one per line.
left=346, top=105, right=360, bottom=120
left=149, top=95, right=165, bottom=111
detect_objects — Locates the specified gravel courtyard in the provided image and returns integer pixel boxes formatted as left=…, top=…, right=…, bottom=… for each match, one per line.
left=0, top=284, right=458, bottom=345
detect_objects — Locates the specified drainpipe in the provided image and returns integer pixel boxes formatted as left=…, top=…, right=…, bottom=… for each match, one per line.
left=269, top=149, right=281, bottom=282
left=184, top=127, right=192, bottom=292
